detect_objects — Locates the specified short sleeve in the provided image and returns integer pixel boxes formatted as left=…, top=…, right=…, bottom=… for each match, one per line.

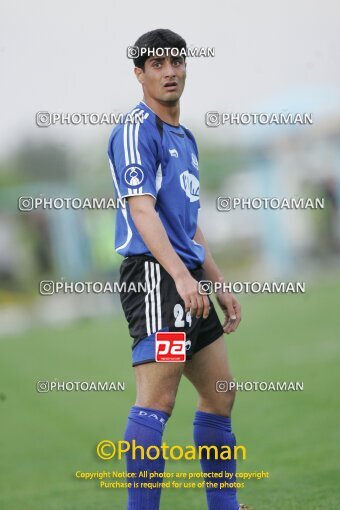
left=110, top=120, right=158, bottom=199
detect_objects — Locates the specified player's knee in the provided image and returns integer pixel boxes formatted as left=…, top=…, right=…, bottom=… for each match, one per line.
left=217, top=386, right=236, bottom=415
left=225, top=384, right=237, bottom=408
left=156, top=394, right=176, bottom=416
left=137, top=392, right=176, bottom=417
left=199, top=385, right=237, bottom=416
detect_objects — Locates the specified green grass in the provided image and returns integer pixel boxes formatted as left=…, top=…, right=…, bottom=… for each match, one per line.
left=0, top=280, right=339, bottom=509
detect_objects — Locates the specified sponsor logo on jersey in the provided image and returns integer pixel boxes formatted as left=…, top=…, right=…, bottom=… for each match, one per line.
left=169, top=148, right=179, bottom=158
left=179, top=171, right=200, bottom=202
left=191, top=153, right=199, bottom=170
left=124, top=166, right=145, bottom=187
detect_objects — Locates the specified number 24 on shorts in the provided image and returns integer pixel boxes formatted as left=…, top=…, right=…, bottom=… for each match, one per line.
left=173, top=303, right=192, bottom=328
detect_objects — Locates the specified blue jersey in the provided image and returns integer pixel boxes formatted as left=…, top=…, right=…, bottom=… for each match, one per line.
left=108, top=101, right=205, bottom=270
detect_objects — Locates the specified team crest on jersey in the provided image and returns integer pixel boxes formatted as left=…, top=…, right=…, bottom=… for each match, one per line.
left=169, top=148, right=179, bottom=158
left=179, top=171, right=200, bottom=202
left=124, top=166, right=145, bottom=187
left=185, top=339, right=192, bottom=350
left=191, top=153, right=199, bottom=170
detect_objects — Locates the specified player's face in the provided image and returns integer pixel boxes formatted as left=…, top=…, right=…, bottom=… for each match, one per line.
left=135, top=55, right=186, bottom=105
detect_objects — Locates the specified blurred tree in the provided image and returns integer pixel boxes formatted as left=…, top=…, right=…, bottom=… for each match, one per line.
left=198, top=145, right=244, bottom=192
left=13, top=141, right=72, bottom=182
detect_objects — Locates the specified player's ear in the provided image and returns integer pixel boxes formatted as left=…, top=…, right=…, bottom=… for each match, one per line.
left=134, top=67, right=144, bottom=85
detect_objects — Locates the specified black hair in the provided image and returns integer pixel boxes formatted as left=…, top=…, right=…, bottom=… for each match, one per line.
left=132, top=29, right=187, bottom=69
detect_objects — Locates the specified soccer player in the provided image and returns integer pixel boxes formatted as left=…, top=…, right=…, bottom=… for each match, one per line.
left=108, top=29, right=247, bottom=510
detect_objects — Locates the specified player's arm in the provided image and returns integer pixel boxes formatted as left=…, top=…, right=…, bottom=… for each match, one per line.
left=194, top=225, right=241, bottom=334
left=128, top=195, right=210, bottom=319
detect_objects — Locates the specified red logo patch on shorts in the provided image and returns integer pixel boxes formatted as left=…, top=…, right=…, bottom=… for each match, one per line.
left=155, top=332, right=186, bottom=362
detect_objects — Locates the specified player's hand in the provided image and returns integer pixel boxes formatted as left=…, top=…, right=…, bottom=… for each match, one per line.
left=175, top=274, right=210, bottom=319
left=216, top=290, right=241, bottom=334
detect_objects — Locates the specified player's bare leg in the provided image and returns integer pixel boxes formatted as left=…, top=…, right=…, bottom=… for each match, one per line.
left=134, top=361, right=185, bottom=415
left=184, top=336, right=242, bottom=510
left=184, top=336, right=235, bottom=416
left=123, top=361, right=185, bottom=510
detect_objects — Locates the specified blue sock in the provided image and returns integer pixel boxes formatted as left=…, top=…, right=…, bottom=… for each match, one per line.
left=193, top=410, right=239, bottom=510
left=124, top=406, right=170, bottom=510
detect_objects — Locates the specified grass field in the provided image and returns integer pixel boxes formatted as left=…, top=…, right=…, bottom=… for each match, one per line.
left=1, top=280, right=339, bottom=510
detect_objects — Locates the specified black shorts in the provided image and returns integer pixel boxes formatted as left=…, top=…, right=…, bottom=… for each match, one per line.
left=119, top=255, right=224, bottom=366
